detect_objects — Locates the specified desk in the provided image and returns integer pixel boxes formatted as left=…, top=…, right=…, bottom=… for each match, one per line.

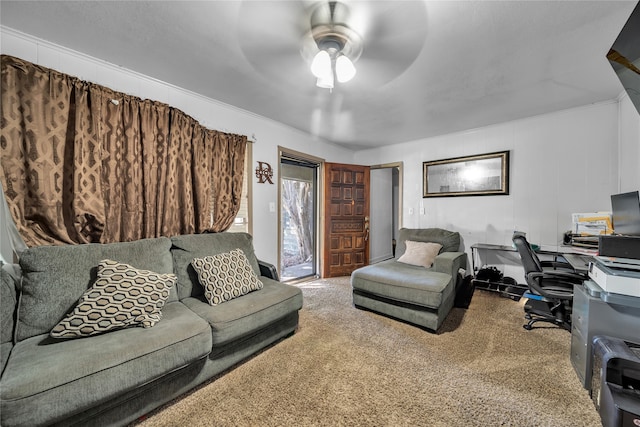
left=471, top=243, right=594, bottom=274
left=470, top=243, right=568, bottom=274
left=562, top=253, right=594, bottom=274
left=570, top=280, right=640, bottom=389
left=470, top=244, right=548, bottom=299
left=470, top=243, right=594, bottom=299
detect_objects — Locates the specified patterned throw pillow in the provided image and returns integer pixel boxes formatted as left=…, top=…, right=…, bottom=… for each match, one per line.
left=397, top=240, right=443, bottom=268
left=50, top=260, right=175, bottom=339
left=191, top=249, right=263, bottom=305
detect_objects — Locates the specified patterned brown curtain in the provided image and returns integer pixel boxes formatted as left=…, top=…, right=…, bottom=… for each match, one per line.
left=210, top=132, right=247, bottom=232
left=0, top=55, right=247, bottom=247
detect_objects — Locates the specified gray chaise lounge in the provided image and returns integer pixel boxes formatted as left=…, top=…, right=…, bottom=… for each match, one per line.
left=351, top=228, right=467, bottom=332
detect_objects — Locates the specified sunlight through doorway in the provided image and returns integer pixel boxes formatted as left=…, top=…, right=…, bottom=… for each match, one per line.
left=279, top=150, right=321, bottom=282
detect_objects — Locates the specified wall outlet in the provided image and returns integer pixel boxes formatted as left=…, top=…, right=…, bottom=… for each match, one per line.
left=420, top=207, right=425, bottom=215
left=269, top=202, right=276, bottom=212
left=409, top=208, right=414, bottom=215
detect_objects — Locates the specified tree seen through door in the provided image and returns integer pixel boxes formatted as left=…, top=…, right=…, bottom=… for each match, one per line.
left=282, top=179, right=314, bottom=270
left=280, top=158, right=318, bottom=282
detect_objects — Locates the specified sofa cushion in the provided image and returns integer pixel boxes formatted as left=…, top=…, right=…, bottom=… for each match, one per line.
left=0, top=302, right=211, bottom=427
left=171, top=232, right=260, bottom=300
left=181, top=277, right=303, bottom=346
left=191, top=249, right=263, bottom=305
left=397, top=241, right=443, bottom=268
left=395, top=228, right=460, bottom=258
left=1, top=264, right=19, bottom=378
left=1, top=264, right=18, bottom=345
left=0, top=342, right=12, bottom=377
left=50, top=260, right=175, bottom=339
left=16, top=237, right=174, bottom=342
left=351, top=259, right=453, bottom=309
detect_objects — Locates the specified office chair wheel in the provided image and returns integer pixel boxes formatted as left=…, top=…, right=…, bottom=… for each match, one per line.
left=523, top=324, right=533, bottom=330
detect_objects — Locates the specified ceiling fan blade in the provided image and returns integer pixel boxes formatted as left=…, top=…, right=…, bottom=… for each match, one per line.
left=238, top=1, right=318, bottom=87
left=349, top=1, right=428, bottom=86
left=238, top=1, right=428, bottom=89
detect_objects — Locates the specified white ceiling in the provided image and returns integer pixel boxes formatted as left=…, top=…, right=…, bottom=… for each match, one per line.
left=0, top=1, right=637, bottom=150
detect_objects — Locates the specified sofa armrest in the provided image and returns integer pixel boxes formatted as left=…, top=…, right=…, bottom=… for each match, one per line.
left=258, top=260, right=279, bottom=281
left=433, top=252, right=467, bottom=278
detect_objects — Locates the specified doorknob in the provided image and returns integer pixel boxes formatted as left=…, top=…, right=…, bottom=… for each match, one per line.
left=364, top=216, right=370, bottom=241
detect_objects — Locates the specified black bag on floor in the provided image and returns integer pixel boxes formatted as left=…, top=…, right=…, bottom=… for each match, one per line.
left=454, top=274, right=475, bottom=309
left=475, top=266, right=503, bottom=283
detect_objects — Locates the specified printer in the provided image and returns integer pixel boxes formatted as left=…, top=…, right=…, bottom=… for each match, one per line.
left=589, top=257, right=640, bottom=298
left=591, top=336, right=640, bottom=427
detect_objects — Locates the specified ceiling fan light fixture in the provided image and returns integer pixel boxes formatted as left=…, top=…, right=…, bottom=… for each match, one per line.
left=316, top=73, right=334, bottom=89
left=302, top=2, right=363, bottom=89
left=311, top=50, right=332, bottom=79
left=335, top=54, right=356, bottom=82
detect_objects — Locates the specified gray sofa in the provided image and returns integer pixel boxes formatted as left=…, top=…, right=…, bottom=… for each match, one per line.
left=0, top=232, right=303, bottom=427
left=351, top=228, right=467, bottom=332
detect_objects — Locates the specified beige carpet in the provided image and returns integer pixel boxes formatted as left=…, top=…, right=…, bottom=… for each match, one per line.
left=134, top=277, right=601, bottom=427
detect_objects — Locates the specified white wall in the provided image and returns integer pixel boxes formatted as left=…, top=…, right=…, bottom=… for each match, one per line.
left=369, top=168, right=393, bottom=263
left=618, top=93, right=640, bottom=192
left=355, top=101, right=629, bottom=270
left=0, top=27, right=355, bottom=265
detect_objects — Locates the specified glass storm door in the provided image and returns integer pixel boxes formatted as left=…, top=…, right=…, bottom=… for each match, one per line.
left=280, top=158, right=318, bottom=282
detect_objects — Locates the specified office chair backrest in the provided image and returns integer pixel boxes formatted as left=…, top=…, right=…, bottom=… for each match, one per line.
left=512, top=232, right=542, bottom=274
left=511, top=231, right=577, bottom=331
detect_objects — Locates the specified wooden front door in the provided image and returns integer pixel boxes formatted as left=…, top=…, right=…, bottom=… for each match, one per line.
left=322, top=162, right=370, bottom=278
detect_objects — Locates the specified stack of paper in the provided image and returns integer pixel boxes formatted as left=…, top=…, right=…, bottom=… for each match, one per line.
left=571, top=212, right=613, bottom=236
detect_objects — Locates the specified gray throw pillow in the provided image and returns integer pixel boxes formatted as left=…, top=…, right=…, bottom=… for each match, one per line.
left=191, top=249, right=263, bottom=305
left=50, top=259, right=175, bottom=339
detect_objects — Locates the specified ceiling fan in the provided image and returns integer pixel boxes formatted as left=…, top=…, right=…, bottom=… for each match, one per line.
left=237, top=0, right=428, bottom=92
left=304, top=1, right=363, bottom=89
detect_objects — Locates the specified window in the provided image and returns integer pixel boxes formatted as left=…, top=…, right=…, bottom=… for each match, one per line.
left=227, top=144, right=252, bottom=234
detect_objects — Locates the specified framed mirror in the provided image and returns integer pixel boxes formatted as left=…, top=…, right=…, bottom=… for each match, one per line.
left=423, top=151, right=510, bottom=198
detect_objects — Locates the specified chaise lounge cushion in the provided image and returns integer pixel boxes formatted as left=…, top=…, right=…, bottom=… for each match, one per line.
left=395, top=228, right=460, bottom=256
left=351, top=259, right=452, bottom=309
left=0, top=302, right=211, bottom=427
left=181, top=277, right=303, bottom=346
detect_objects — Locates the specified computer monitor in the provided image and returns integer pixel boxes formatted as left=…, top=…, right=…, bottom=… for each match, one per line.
left=611, top=191, right=640, bottom=236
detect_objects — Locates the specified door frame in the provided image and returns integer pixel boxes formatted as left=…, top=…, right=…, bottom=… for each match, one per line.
left=370, top=161, right=403, bottom=229
left=370, top=162, right=403, bottom=260
left=277, top=146, right=324, bottom=283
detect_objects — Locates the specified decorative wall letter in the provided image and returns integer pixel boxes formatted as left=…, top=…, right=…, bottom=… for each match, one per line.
left=255, top=161, right=274, bottom=184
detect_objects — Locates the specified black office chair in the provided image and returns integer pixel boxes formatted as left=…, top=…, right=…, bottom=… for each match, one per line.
left=512, top=231, right=587, bottom=331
